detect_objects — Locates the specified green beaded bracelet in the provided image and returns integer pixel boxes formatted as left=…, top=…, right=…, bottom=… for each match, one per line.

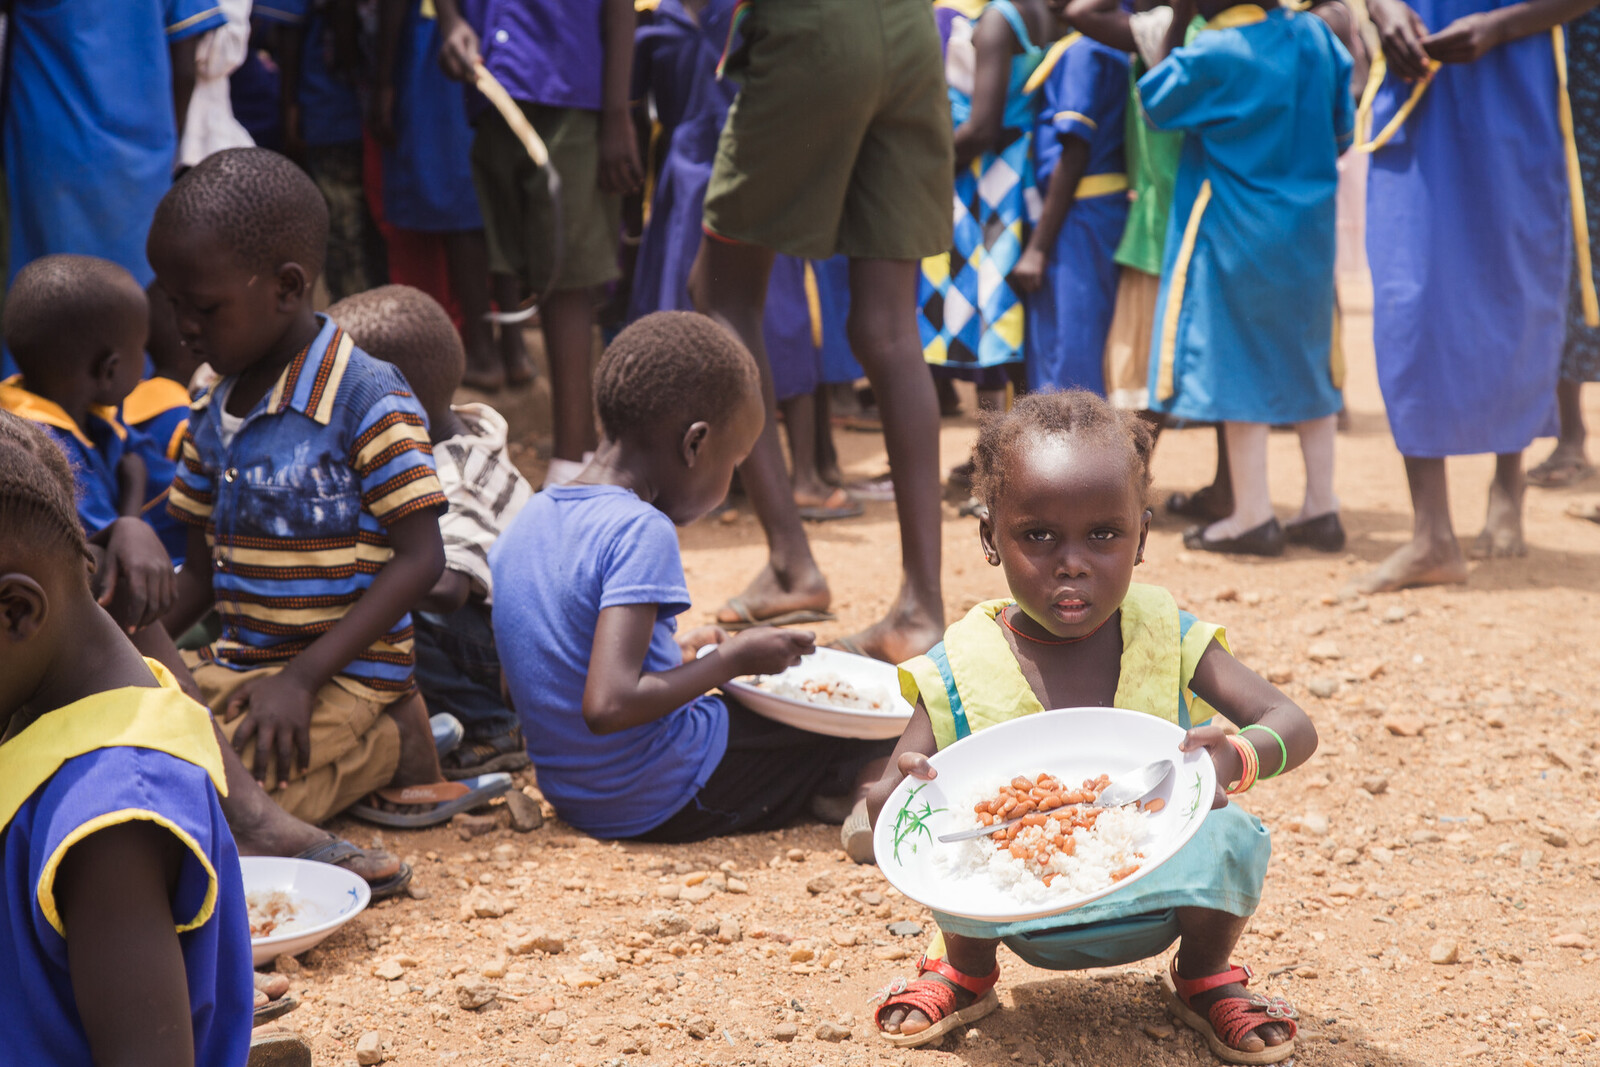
left=1240, top=723, right=1289, bottom=779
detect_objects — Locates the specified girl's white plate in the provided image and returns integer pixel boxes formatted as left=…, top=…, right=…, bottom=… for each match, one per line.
left=873, top=708, right=1215, bottom=923
left=242, top=856, right=372, bottom=966
left=721, top=647, right=913, bottom=740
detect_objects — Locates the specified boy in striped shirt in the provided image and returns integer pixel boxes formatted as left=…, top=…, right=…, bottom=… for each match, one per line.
left=330, top=285, right=535, bottom=780
left=151, top=149, right=511, bottom=826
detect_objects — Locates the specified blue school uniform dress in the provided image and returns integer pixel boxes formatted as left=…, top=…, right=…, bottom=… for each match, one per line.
left=1024, top=35, right=1130, bottom=395
left=919, top=0, right=1044, bottom=375
left=1140, top=5, right=1351, bottom=426
left=898, top=586, right=1270, bottom=967
left=383, top=0, right=483, bottom=232
left=3, top=0, right=225, bottom=286
left=1363, top=4, right=1575, bottom=456
left=124, top=375, right=196, bottom=565
left=0, top=660, right=252, bottom=1066
left=628, top=0, right=820, bottom=401
left=0, top=378, right=129, bottom=536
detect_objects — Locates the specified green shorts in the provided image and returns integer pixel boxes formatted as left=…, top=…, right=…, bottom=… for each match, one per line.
left=471, top=104, right=621, bottom=293
left=703, top=0, right=953, bottom=261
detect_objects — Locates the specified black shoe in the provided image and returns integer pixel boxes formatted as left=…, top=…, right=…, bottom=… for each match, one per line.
left=1183, top=518, right=1287, bottom=557
left=441, top=726, right=533, bottom=780
left=1285, top=511, right=1346, bottom=552
left=1165, top=485, right=1233, bottom=522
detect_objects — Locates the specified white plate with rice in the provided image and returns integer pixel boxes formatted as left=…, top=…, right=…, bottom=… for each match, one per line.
left=721, top=647, right=912, bottom=739
left=873, top=708, right=1216, bottom=923
left=243, top=856, right=371, bottom=966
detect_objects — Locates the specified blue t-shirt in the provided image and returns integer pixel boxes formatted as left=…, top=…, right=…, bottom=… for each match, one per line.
left=489, top=485, right=728, bottom=838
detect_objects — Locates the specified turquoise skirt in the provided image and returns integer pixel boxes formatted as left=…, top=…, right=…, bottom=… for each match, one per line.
left=932, top=803, right=1270, bottom=971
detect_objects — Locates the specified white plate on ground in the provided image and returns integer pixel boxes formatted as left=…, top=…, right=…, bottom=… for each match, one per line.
left=873, top=708, right=1215, bottom=923
left=242, top=856, right=371, bottom=966
left=719, top=647, right=913, bottom=740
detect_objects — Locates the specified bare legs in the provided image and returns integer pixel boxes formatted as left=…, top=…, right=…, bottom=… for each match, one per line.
left=1355, top=455, right=1470, bottom=593
left=446, top=232, right=533, bottom=390
left=1528, top=379, right=1591, bottom=486
left=1200, top=422, right=1273, bottom=541
left=541, top=287, right=600, bottom=463
left=1470, top=452, right=1526, bottom=560
left=692, top=241, right=944, bottom=660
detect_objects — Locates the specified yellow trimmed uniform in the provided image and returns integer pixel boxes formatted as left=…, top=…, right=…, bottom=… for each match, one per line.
left=0, top=660, right=252, bottom=1065
left=899, top=584, right=1271, bottom=968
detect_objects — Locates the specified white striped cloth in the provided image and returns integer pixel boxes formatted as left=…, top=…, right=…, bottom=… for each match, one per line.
left=434, top=403, right=533, bottom=605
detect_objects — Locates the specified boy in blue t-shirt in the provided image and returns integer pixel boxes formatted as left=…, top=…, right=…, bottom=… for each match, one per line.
left=492, top=312, right=891, bottom=844
left=0, top=411, right=253, bottom=1067
left=0, top=255, right=180, bottom=635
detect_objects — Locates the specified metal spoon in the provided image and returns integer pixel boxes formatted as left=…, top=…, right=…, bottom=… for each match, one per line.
left=937, top=759, right=1176, bottom=843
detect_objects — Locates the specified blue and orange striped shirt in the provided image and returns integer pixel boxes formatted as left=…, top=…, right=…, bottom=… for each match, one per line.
left=168, top=316, right=448, bottom=699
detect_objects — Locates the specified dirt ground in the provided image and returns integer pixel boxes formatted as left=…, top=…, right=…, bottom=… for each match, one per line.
left=270, top=285, right=1600, bottom=1066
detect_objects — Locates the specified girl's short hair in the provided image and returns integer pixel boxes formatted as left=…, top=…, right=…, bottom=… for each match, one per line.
left=0, top=411, right=93, bottom=569
left=971, top=389, right=1154, bottom=510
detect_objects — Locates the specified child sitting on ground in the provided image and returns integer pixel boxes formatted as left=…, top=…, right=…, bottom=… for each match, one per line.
left=151, top=147, right=510, bottom=827
left=0, top=254, right=178, bottom=634
left=0, top=411, right=252, bottom=1065
left=491, top=312, right=891, bottom=844
left=868, top=390, right=1317, bottom=1064
left=124, top=280, right=209, bottom=566
left=329, top=284, right=534, bottom=779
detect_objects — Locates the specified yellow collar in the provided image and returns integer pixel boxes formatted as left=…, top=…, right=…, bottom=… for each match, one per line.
left=122, top=375, right=193, bottom=427
left=0, top=376, right=127, bottom=447
left=1023, top=32, right=1082, bottom=95
left=0, top=659, right=228, bottom=834
left=1203, top=4, right=1270, bottom=30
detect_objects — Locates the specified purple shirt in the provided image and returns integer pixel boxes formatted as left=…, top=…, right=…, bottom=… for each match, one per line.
left=463, top=0, right=604, bottom=111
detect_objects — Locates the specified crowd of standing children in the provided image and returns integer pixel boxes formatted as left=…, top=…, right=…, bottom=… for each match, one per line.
left=0, top=0, right=1597, bottom=1064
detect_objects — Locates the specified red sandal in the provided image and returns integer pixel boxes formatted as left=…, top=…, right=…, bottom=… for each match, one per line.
left=872, top=954, right=1000, bottom=1048
left=1162, top=958, right=1298, bottom=1065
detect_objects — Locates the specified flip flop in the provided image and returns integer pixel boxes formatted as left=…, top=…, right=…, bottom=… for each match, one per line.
left=252, top=994, right=298, bottom=1026
left=797, top=487, right=864, bottom=522
left=1527, top=456, right=1594, bottom=488
left=431, top=713, right=464, bottom=758
left=717, top=596, right=835, bottom=633
left=348, top=773, right=513, bottom=829
left=294, top=837, right=413, bottom=901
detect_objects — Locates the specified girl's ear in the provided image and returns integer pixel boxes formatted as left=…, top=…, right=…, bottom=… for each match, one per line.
left=680, top=421, right=711, bottom=467
left=978, top=511, right=1002, bottom=566
left=0, top=573, right=48, bottom=644
left=1135, top=507, right=1152, bottom=565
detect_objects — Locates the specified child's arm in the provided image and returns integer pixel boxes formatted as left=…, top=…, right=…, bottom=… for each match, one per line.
left=1182, top=640, right=1318, bottom=808
left=163, top=525, right=217, bottom=639
left=1012, top=136, right=1090, bottom=293
left=954, top=8, right=1018, bottom=172
left=222, top=509, right=444, bottom=783
left=433, top=0, right=481, bottom=82
left=1421, top=0, right=1594, bottom=64
left=865, top=701, right=941, bottom=828
left=92, top=453, right=177, bottom=634
left=599, top=0, right=643, bottom=195
left=581, top=608, right=812, bottom=735
left=57, top=822, right=194, bottom=1067
left=1066, top=0, right=1138, bottom=53
left=418, top=567, right=473, bottom=615
left=170, top=37, right=199, bottom=147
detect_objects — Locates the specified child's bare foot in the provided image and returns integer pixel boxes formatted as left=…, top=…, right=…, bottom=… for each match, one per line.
left=501, top=327, right=535, bottom=387
left=1354, top=536, right=1468, bottom=594
left=831, top=605, right=942, bottom=665
left=1469, top=473, right=1526, bottom=559
left=714, top=562, right=832, bottom=628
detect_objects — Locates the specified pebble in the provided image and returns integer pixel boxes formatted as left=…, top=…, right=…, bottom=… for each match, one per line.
left=373, top=958, right=407, bottom=981
left=680, top=885, right=714, bottom=903
left=786, top=848, right=807, bottom=862
left=1294, top=813, right=1330, bottom=838
left=888, top=921, right=924, bottom=937
left=789, top=946, right=816, bottom=963
left=1409, top=829, right=1442, bottom=844
left=617, top=1015, right=648, bottom=1031
left=1308, top=677, right=1340, bottom=699
left=727, top=878, right=749, bottom=894
left=805, top=876, right=832, bottom=895
left=832, top=930, right=858, bottom=947
left=254, top=972, right=291, bottom=999
left=455, top=982, right=499, bottom=1011
left=716, top=918, right=743, bottom=944
left=657, top=885, right=682, bottom=900
left=505, top=790, right=544, bottom=832
left=858, top=890, right=884, bottom=906
left=816, top=1022, right=852, bottom=1042
left=773, top=1023, right=798, bottom=1042
left=1333, top=848, right=1360, bottom=866
left=1551, top=933, right=1594, bottom=950
left=273, top=954, right=301, bottom=976
left=506, top=932, right=564, bottom=955
left=1429, top=941, right=1460, bottom=965
left=545, top=1009, right=569, bottom=1028
left=1383, top=605, right=1408, bottom=623
left=649, top=912, right=690, bottom=938
left=453, top=813, right=501, bottom=840
left=1538, top=825, right=1570, bottom=848
left=1520, top=849, right=1543, bottom=870
left=685, top=1015, right=716, bottom=1039
left=1143, top=1023, right=1175, bottom=1040
left=522, top=995, right=556, bottom=1015
left=1361, top=775, right=1390, bottom=795
left=356, top=1031, right=383, bottom=1065
left=1383, top=716, right=1425, bottom=737
left=1267, top=667, right=1294, bottom=685
left=1307, top=640, right=1342, bottom=662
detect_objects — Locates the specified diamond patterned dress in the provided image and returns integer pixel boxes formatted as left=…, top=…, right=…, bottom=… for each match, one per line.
left=918, top=0, right=1044, bottom=373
